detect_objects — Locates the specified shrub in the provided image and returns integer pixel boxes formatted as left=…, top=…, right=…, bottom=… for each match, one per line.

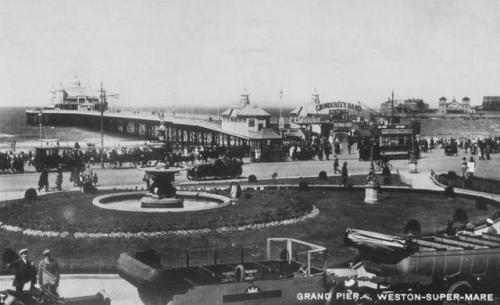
left=244, top=193, right=252, bottom=199
left=475, top=198, right=488, bottom=211
left=318, top=171, right=328, bottom=180
left=403, top=219, right=421, bottom=236
left=24, top=188, right=37, bottom=201
left=444, top=185, right=455, bottom=197
left=298, top=181, right=309, bottom=191
left=248, top=175, right=257, bottom=183
left=453, top=208, right=468, bottom=224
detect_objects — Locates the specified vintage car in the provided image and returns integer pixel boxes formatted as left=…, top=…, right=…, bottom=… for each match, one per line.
left=0, top=289, right=110, bottom=305
left=186, top=159, right=242, bottom=180
left=325, top=228, right=500, bottom=304
left=118, top=238, right=329, bottom=305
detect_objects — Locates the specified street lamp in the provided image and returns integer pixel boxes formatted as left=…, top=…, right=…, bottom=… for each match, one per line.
left=100, top=82, right=105, bottom=169
left=38, top=111, right=43, bottom=147
left=364, top=141, right=379, bottom=204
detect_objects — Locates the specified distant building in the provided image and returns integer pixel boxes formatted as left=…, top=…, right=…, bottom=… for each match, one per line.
left=380, top=100, right=395, bottom=115
left=379, top=98, right=428, bottom=115
left=51, top=77, right=106, bottom=111
left=290, top=93, right=363, bottom=124
left=404, top=99, right=429, bottom=113
left=482, top=96, right=500, bottom=111
left=438, top=96, right=471, bottom=114
left=220, top=94, right=281, bottom=142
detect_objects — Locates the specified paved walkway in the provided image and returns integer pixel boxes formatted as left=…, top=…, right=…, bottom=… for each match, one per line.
left=0, top=275, right=140, bottom=305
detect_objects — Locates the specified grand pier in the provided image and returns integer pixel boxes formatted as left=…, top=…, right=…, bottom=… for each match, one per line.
left=25, top=93, right=282, bottom=151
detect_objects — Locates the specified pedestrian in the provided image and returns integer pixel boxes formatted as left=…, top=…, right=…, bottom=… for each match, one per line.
left=333, top=155, right=341, bottom=174
left=38, top=249, right=60, bottom=297
left=55, top=167, right=63, bottom=191
left=467, top=157, right=476, bottom=178
left=460, top=158, right=468, bottom=177
left=485, top=143, right=491, bottom=160
left=341, top=162, right=349, bottom=187
left=38, top=166, right=49, bottom=192
left=92, top=173, right=99, bottom=186
left=7, top=249, right=36, bottom=293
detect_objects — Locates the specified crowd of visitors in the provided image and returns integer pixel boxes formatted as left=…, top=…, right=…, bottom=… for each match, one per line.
left=0, top=150, right=27, bottom=173
left=435, top=136, right=500, bottom=159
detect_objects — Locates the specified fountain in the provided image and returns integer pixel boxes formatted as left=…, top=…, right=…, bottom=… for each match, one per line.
left=92, top=164, right=232, bottom=213
left=141, top=166, right=183, bottom=208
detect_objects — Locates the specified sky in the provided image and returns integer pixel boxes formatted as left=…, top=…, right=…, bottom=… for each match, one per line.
left=1, top=0, right=500, bottom=109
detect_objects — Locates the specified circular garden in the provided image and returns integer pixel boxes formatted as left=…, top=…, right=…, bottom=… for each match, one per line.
left=0, top=189, right=313, bottom=235
left=0, top=184, right=498, bottom=272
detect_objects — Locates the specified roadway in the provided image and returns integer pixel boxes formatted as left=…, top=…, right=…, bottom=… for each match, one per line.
left=1, top=148, right=500, bottom=201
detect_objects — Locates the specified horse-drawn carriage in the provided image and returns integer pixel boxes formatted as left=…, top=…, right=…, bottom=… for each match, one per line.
left=32, top=147, right=84, bottom=172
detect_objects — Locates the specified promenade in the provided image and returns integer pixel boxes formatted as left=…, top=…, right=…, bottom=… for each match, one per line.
left=2, top=147, right=500, bottom=200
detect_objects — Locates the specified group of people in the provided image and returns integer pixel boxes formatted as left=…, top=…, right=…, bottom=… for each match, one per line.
left=284, top=135, right=355, bottom=162
left=460, top=157, right=477, bottom=178
left=438, top=136, right=499, bottom=160
left=0, top=150, right=27, bottom=173
left=7, top=248, right=60, bottom=297
left=38, top=167, right=64, bottom=192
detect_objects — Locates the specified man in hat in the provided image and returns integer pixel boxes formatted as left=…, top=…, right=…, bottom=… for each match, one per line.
left=7, top=248, right=36, bottom=293
left=38, top=249, right=60, bottom=296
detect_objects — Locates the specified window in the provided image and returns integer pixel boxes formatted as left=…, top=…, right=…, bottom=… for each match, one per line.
left=248, top=118, right=255, bottom=127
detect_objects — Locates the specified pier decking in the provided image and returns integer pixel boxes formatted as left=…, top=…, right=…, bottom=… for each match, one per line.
left=25, top=109, right=281, bottom=147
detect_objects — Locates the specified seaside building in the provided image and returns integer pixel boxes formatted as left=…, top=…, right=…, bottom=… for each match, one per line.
left=289, top=93, right=364, bottom=138
left=379, top=98, right=428, bottom=115
left=220, top=94, right=282, bottom=157
left=438, top=96, right=471, bottom=114
left=482, top=96, right=500, bottom=111
left=51, top=78, right=106, bottom=112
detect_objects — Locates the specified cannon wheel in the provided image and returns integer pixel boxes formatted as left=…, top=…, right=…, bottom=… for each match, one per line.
left=443, top=280, right=473, bottom=305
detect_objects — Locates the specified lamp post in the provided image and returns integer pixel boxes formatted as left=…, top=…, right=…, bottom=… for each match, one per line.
left=38, top=111, right=43, bottom=147
left=100, top=82, right=105, bottom=169
left=409, top=136, right=418, bottom=173
left=364, top=141, right=379, bottom=204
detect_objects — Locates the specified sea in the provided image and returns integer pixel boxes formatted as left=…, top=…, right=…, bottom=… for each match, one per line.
left=0, top=106, right=292, bottom=152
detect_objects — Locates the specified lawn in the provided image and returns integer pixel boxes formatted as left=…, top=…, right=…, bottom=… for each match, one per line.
left=0, top=189, right=312, bottom=233
left=0, top=187, right=497, bottom=274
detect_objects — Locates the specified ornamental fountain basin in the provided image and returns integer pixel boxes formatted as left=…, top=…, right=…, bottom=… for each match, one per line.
left=92, top=191, right=231, bottom=213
